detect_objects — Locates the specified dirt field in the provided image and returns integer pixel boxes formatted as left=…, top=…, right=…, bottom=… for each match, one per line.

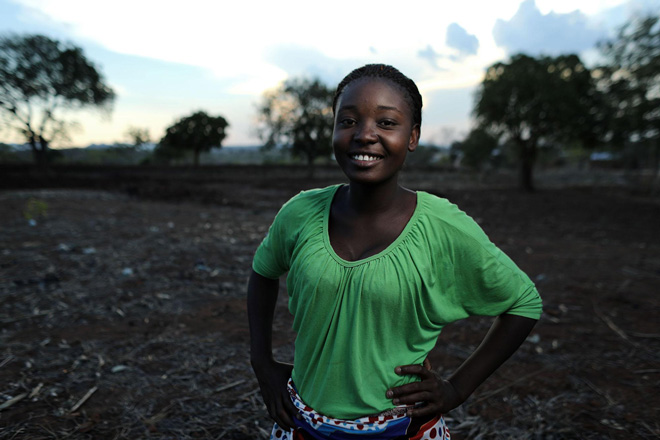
left=1, top=166, right=659, bottom=439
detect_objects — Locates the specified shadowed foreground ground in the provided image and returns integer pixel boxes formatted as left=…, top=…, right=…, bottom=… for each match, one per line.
left=1, top=168, right=659, bottom=439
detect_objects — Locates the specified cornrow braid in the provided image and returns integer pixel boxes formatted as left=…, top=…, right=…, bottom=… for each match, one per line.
left=332, top=64, right=423, bottom=128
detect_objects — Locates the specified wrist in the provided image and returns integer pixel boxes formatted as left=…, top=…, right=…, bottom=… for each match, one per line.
left=446, top=377, right=471, bottom=405
left=250, top=354, right=275, bottom=372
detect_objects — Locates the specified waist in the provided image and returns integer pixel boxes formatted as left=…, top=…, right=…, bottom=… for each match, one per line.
left=292, top=362, right=426, bottom=419
left=287, top=378, right=443, bottom=438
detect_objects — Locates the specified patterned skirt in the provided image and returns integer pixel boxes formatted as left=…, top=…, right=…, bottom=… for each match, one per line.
left=271, top=379, right=450, bottom=440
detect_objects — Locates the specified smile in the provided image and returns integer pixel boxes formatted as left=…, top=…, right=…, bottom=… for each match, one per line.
left=350, top=153, right=382, bottom=162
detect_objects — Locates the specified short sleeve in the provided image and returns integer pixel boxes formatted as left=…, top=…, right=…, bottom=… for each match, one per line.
left=441, top=206, right=542, bottom=320
left=455, top=238, right=542, bottom=319
left=252, top=194, right=300, bottom=279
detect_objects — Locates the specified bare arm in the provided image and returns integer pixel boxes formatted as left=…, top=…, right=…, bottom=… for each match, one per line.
left=388, top=314, right=537, bottom=417
left=247, top=269, right=299, bottom=428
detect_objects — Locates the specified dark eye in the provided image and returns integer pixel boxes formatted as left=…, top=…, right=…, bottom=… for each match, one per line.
left=339, top=118, right=356, bottom=127
left=379, top=119, right=397, bottom=127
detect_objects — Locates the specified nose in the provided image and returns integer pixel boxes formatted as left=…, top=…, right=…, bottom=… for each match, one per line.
left=354, top=121, right=378, bottom=144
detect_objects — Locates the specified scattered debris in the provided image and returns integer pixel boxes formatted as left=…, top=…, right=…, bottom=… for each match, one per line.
left=69, top=386, right=98, bottom=413
left=111, top=365, right=130, bottom=373
left=0, top=393, right=28, bottom=411
left=1, top=180, right=658, bottom=439
left=57, top=243, right=72, bottom=252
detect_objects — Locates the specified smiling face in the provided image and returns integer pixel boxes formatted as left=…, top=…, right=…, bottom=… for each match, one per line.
left=332, top=78, right=420, bottom=186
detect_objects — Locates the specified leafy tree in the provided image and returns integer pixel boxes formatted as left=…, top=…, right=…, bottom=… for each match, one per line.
left=474, top=54, right=600, bottom=191
left=156, top=111, right=228, bottom=166
left=454, top=127, right=499, bottom=170
left=598, top=14, right=660, bottom=166
left=257, top=77, right=334, bottom=174
left=125, top=126, right=150, bottom=147
left=0, top=34, right=115, bottom=170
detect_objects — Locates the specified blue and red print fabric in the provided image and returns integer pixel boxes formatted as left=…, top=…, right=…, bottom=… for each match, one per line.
left=270, top=379, right=450, bottom=440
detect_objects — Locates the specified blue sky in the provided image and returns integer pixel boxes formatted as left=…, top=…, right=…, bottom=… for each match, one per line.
left=0, top=0, right=658, bottom=147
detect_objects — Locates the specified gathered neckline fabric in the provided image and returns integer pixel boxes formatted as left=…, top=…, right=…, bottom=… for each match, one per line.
left=323, top=184, right=423, bottom=267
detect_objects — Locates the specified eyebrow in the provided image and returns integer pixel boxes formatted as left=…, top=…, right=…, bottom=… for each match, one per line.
left=338, top=104, right=404, bottom=114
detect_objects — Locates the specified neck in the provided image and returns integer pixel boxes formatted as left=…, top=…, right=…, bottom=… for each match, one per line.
left=345, top=178, right=408, bottom=215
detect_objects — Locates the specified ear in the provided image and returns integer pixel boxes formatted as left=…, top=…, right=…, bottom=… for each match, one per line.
left=408, top=124, right=420, bottom=152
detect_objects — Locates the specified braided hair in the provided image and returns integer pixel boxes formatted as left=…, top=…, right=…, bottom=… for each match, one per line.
left=332, top=64, right=423, bottom=129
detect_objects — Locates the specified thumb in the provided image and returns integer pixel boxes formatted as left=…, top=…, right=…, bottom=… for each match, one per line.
left=423, top=357, right=432, bottom=371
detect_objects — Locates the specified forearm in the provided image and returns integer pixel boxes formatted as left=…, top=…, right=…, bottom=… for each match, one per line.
left=247, top=269, right=299, bottom=427
left=448, top=314, right=537, bottom=402
left=247, top=269, right=280, bottom=367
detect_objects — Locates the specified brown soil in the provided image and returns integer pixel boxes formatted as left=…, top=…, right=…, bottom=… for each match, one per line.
left=1, top=166, right=658, bottom=439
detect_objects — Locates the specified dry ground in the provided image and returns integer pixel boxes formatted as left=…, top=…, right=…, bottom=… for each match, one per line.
left=1, top=167, right=659, bottom=439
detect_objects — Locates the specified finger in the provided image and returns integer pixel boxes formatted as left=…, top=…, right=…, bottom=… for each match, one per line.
left=407, top=404, right=439, bottom=419
left=284, top=394, right=302, bottom=421
left=267, top=397, right=295, bottom=429
left=265, top=400, right=281, bottom=427
left=388, top=381, right=426, bottom=398
left=395, top=364, right=434, bottom=379
left=423, top=357, right=432, bottom=371
left=274, top=408, right=295, bottom=430
left=273, top=396, right=296, bottom=430
left=392, top=391, right=432, bottom=405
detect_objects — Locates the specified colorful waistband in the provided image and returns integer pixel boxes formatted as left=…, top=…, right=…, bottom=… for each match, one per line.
left=270, top=378, right=450, bottom=440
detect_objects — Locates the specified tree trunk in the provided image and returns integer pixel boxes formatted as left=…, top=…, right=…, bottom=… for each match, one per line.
left=518, top=141, right=537, bottom=192
left=651, top=139, right=660, bottom=196
left=30, top=135, right=49, bottom=173
left=29, top=135, right=39, bottom=164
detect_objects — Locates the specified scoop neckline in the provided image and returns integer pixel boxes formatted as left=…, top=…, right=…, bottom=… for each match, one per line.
left=323, top=184, right=423, bottom=267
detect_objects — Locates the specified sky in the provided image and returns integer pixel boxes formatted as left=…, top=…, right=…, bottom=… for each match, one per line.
left=0, top=0, right=658, bottom=147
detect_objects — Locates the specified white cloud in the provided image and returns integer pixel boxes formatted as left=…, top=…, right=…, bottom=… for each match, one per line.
left=417, top=45, right=444, bottom=70
left=446, top=23, right=479, bottom=57
left=494, top=0, right=609, bottom=55
left=6, top=0, right=635, bottom=146
left=10, top=0, right=558, bottom=94
left=11, top=0, right=635, bottom=81
left=535, top=0, right=633, bottom=15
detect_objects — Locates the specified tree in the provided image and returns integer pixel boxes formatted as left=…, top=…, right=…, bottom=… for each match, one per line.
left=598, top=15, right=660, bottom=167
left=0, top=34, right=115, bottom=170
left=474, top=54, right=601, bottom=191
left=156, top=111, right=228, bottom=166
left=454, top=127, right=499, bottom=170
left=125, top=126, right=150, bottom=147
left=257, top=77, right=334, bottom=174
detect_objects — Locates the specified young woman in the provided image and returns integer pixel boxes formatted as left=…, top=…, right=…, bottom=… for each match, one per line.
left=248, top=64, right=542, bottom=439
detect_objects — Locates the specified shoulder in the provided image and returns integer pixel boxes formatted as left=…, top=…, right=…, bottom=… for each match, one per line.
left=416, top=191, right=491, bottom=245
left=275, top=184, right=339, bottom=221
left=418, top=191, right=478, bottom=231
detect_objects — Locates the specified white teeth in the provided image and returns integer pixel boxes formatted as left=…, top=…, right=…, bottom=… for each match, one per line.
left=352, top=154, right=380, bottom=161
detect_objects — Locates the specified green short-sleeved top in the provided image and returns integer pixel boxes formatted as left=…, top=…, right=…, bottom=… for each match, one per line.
left=252, top=185, right=541, bottom=419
